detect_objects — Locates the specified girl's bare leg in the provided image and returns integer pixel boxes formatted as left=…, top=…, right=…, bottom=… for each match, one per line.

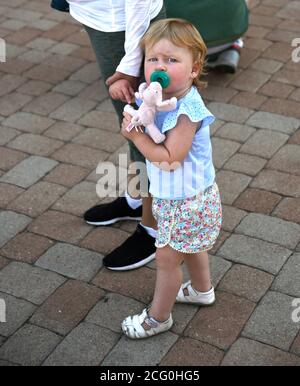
left=148, top=245, right=184, bottom=322
left=183, top=251, right=212, bottom=293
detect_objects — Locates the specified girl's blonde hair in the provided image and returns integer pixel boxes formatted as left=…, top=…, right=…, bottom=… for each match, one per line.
left=141, top=18, right=207, bottom=90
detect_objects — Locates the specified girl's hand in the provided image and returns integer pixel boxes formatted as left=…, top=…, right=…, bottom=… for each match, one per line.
left=109, top=79, right=135, bottom=104
left=121, top=111, right=144, bottom=141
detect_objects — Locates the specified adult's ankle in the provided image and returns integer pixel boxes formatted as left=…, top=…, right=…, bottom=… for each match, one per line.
left=125, top=191, right=142, bottom=209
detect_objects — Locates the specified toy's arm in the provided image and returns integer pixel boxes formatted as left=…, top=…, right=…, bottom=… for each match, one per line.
left=156, top=97, right=177, bottom=112
left=124, top=104, right=140, bottom=132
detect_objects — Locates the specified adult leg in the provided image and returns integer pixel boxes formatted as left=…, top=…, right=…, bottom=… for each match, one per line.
left=83, top=7, right=167, bottom=269
left=127, top=146, right=157, bottom=229
left=85, top=26, right=156, bottom=228
left=84, top=27, right=126, bottom=124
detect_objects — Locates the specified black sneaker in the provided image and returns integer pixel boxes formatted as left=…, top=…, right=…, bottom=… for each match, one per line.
left=103, top=224, right=156, bottom=271
left=84, top=197, right=142, bottom=226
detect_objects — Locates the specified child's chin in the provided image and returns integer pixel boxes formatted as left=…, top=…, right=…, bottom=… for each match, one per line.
left=163, top=86, right=174, bottom=94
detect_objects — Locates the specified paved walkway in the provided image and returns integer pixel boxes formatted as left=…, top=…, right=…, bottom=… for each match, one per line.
left=0, top=0, right=300, bottom=366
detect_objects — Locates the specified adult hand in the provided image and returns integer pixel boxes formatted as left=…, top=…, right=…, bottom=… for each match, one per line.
left=109, top=79, right=135, bottom=104
left=106, top=71, right=139, bottom=92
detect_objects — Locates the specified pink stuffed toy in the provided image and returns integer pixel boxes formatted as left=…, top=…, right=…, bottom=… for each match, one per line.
left=124, top=82, right=177, bottom=144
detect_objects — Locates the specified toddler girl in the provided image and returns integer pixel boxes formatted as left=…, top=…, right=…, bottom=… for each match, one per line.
left=120, top=18, right=222, bottom=339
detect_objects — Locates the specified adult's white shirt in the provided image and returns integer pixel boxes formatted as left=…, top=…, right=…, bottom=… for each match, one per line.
left=67, top=0, right=163, bottom=77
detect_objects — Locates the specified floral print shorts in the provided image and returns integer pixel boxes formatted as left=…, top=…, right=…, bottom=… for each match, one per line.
left=152, top=183, right=222, bottom=254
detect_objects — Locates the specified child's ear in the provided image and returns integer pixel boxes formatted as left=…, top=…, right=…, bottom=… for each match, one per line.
left=191, top=62, right=201, bottom=78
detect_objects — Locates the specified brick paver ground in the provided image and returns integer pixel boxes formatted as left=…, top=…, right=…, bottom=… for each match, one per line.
left=0, top=0, right=300, bottom=366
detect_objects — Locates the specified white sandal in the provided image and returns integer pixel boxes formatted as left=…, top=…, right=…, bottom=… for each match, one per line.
left=121, top=308, right=173, bottom=339
left=176, top=281, right=215, bottom=305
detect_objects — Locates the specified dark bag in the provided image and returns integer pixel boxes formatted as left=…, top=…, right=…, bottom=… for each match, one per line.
left=165, top=0, right=248, bottom=47
left=51, top=0, right=69, bottom=12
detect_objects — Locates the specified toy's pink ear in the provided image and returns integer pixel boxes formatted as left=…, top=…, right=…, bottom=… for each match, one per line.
left=138, top=82, right=148, bottom=95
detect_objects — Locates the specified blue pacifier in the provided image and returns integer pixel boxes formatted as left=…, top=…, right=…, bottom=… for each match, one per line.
left=150, top=71, right=171, bottom=89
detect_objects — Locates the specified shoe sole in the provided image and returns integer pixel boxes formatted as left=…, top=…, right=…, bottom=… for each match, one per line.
left=85, top=216, right=142, bottom=226
left=123, top=325, right=173, bottom=339
left=122, top=320, right=173, bottom=339
left=176, top=299, right=216, bottom=306
left=104, top=252, right=156, bottom=271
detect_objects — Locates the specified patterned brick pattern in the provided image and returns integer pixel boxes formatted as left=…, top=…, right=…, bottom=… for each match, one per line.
left=0, top=0, right=299, bottom=366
